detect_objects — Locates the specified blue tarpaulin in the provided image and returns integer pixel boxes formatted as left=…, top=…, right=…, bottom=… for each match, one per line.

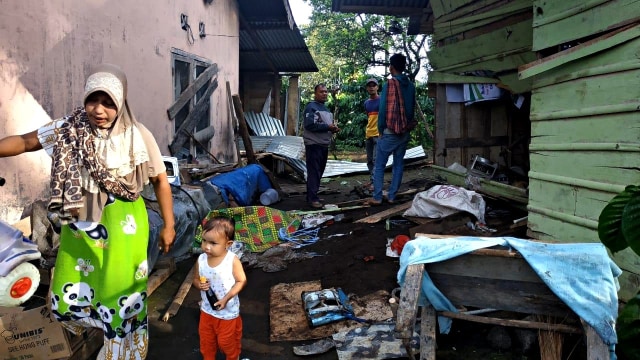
left=207, top=164, right=272, bottom=206
left=398, top=236, right=621, bottom=356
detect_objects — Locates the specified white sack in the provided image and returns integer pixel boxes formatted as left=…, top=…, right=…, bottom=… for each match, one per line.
left=403, top=185, right=486, bottom=223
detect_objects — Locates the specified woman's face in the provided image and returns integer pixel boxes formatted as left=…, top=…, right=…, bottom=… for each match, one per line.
left=85, top=91, right=118, bottom=129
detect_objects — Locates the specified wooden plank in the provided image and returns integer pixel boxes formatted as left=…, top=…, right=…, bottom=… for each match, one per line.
left=433, top=84, right=447, bottom=166
left=430, top=18, right=534, bottom=72
left=428, top=165, right=529, bottom=204
left=395, top=264, right=423, bottom=339
left=520, top=23, right=640, bottom=79
left=433, top=0, right=531, bottom=40
left=428, top=71, right=499, bottom=84
left=354, top=201, right=412, bottom=224
left=532, top=0, right=640, bottom=51
left=167, top=64, right=218, bottom=120
left=419, top=306, right=437, bottom=360
left=226, top=81, right=242, bottom=164
left=439, top=311, right=582, bottom=334
left=161, top=262, right=197, bottom=322
left=147, top=258, right=177, bottom=296
left=430, top=0, right=479, bottom=19
left=581, top=319, right=610, bottom=359
left=427, top=273, right=573, bottom=317
left=169, top=78, right=219, bottom=155
left=424, top=251, right=538, bottom=282
left=445, top=135, right=509, bottom=148
left=232, top=94, right=257, bottom=164
left=435, top=0, right=505, bottom=22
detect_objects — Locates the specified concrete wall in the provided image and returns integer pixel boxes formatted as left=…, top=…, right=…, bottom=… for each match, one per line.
left=0, top=0, right=239, bottom=224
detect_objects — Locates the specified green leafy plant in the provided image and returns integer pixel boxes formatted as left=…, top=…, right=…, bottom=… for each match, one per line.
left=598, top=185, right=640, bottom=360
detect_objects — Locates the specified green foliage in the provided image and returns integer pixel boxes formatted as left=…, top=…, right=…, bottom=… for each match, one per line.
left=598, top=185, right=640, bottom=254
left=597, top=185, right=640, bottom=358
left=296, top=0, right=434, bottom=153
left=617, top=293, right=640, bottom=360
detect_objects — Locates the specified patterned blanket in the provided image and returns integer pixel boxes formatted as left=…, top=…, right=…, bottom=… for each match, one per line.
left=195, top=206, right=300, bottom=253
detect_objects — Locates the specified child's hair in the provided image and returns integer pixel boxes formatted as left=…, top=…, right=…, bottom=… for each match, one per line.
left=202, top=216, right=236, bottom=241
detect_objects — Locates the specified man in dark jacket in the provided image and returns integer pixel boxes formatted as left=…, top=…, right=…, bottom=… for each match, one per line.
left=303, top=84, right=340, bottom=208
left=367, top=53, right=416, bottom=205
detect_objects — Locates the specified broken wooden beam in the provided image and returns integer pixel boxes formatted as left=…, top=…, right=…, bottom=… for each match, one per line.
left=355, top=202, right=412, bottom=224
left=161, top=262, right=197, bottom=322
left=147, top=258, right=177, bottom=296
left=169, top=78, right=219, bottom=155
left=231, top=94, right=257, bottom=165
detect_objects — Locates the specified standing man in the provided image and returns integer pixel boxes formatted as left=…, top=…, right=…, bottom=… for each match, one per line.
left=367, top=53, right=416, bottom=205
left=363, top=78, right=380, bottom=192
left=303, top=84, right=340, bottom=208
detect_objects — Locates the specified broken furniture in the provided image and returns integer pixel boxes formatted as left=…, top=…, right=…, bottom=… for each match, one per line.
left=395, top=236, right=617, bottom=360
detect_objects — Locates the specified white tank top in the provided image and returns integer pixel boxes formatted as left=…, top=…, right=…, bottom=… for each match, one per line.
left=198, top=251, right=240, bottom=319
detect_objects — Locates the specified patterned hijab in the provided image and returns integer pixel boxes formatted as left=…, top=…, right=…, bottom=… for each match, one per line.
left=48, top=64, right=150, bottom=224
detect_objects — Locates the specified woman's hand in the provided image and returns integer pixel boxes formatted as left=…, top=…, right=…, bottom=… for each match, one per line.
left=150, top=172, right=176, bottom=254
left=158, top=224, right=176, bottom=254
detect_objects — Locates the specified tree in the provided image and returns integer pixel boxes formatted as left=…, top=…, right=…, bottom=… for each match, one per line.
left=297, top=0, right=433, bottom=153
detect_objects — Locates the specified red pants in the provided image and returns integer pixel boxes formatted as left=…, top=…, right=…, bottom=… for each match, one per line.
left=199, top=311, right=242, bottom=360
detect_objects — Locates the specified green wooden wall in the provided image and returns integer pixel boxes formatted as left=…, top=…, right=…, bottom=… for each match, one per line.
left=532, top=0, right=640, bottom=51
left=526, top=31, right=640, bottom=300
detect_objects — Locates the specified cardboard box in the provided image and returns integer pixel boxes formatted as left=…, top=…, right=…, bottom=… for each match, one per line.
left=0, top=305, right=71, bottom=360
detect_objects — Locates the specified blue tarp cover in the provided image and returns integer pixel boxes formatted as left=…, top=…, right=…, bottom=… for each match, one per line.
left=398, top=236, right=621, bottom=354
left=208, top=164, right=272, bottom=206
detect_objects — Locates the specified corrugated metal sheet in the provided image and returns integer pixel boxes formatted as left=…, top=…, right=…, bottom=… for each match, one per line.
left=322, top=146, right=427, bottom=178
left=239, top=0, right=318, bottom=73
left=331, top=0, right=431, bottom=35
left=239, top=136, right=305, bottom=160
left=245, top=111, right=286, bottom=136
left=241, top=109, right=427, bottom=179
left=524, top=26, right=640, bottom=300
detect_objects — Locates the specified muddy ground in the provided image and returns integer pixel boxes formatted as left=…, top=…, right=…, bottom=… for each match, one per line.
left=142, top=158, right=589, bottom=360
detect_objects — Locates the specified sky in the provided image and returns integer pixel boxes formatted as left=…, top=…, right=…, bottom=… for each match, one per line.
left=289, top=0, right=312, bottom=26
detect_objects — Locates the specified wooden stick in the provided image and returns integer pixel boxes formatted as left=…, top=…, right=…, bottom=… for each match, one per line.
left=288, top=205, right=368, bottom=216
left=232, top=94, right=257, bottom=164
left=355, top=202, right=412, bottom=224
left=162, top=262, right=197, bottom=322
left=439, top=311, right=582, bottom=334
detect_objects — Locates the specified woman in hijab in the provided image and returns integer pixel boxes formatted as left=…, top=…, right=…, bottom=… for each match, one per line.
left=0, top=64, right=175, bottom=359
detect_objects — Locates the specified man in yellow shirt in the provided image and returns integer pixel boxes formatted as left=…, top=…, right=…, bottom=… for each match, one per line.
left=363, top=78, right=380, bottom=191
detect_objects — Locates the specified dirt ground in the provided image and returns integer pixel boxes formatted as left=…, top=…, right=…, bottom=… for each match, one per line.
left=141, top=157, right=588, bottom=360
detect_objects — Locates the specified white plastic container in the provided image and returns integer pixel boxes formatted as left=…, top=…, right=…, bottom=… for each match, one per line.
left=260, top=188, right=279, bottom=206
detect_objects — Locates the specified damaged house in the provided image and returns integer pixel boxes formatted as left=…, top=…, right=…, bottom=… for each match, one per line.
left=331, top=0, right=640, bottom=301
left=0, top=0, right=316, bottom=225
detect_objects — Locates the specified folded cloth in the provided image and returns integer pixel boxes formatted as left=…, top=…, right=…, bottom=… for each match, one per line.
left=398, top=236, right=621, bottom=350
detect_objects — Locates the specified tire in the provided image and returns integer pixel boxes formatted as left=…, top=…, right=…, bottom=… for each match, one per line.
left=0, top=262, right=41, bottom=307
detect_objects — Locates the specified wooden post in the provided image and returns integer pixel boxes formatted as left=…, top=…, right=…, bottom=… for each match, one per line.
left=231, top=94, right=257, bottom=164
left=227, top=81, right=242, bottom=163
left=286, top=75, right=300, bottom=136
left=581, top=319, right=610, bottom=360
